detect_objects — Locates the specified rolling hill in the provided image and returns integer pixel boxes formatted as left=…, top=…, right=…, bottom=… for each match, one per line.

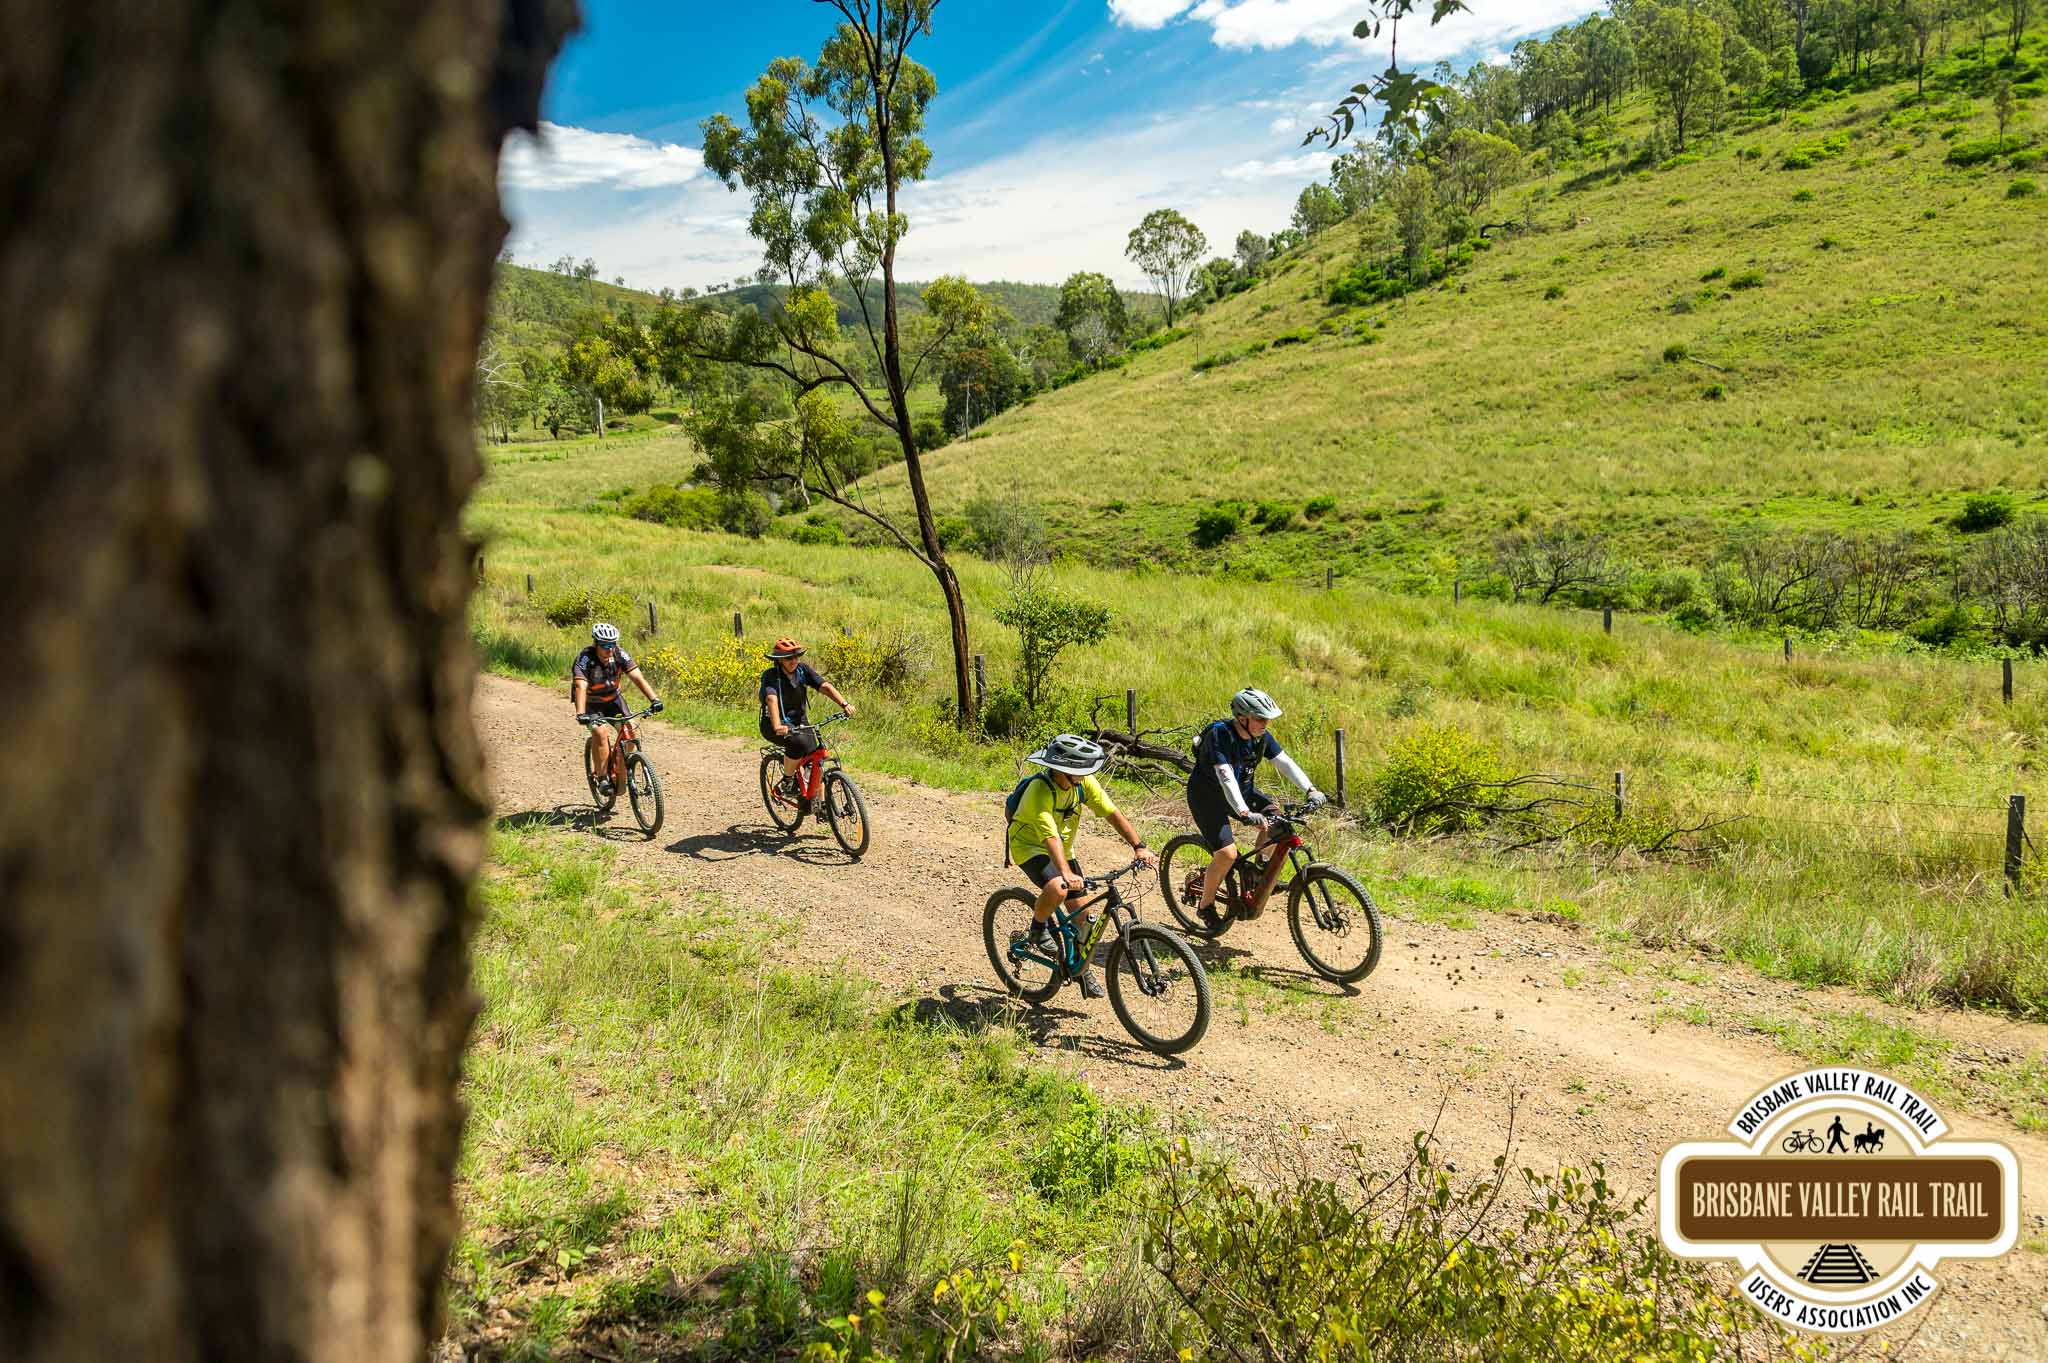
left=849, top=38, right=2047, bottom=594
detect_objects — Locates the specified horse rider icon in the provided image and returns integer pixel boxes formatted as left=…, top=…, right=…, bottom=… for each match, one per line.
left=1825, top=1114, right=1849, bottom=1154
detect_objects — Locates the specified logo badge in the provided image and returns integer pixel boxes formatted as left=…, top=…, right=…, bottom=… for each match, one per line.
left=1659, top=1067, right=2019, bottom=1334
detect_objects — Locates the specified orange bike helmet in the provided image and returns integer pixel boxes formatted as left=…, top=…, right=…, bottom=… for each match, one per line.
left=766, top=637, right=805, bottom=659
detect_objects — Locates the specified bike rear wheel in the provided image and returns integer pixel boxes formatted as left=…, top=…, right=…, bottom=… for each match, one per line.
left=584, top=739, right=616, bottom=816
left=1105, top=925, right=1211, bottom=1055
left=625, top=752, right=663, bottom=839
left=759, top=752, right=804, bottom=833
left=983, top=887, right=1063, bottom=1004
left=1287, top=864, right=1384, bottom=984
left=823, top=770, right=869, bottom=858
left=1157, top=834, right=1236, bottom=939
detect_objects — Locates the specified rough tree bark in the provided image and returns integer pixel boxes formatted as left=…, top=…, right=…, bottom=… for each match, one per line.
left=0, top=2, right=572, bottom=1361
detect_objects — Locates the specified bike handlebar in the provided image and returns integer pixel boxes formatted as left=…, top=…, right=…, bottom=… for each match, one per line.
left=577, top=701, right=662, bottom=726
left=788, top=711, right=851, bottom=734
left=1081, top=859, right=1149, bottom=891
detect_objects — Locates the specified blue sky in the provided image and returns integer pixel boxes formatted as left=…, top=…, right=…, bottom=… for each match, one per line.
left=501, top=1, right=1596, bottom=290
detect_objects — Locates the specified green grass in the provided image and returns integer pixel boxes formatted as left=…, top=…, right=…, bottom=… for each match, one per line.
left=469, top=465, right=2048, bottom=1018
left=841, top=34, right=2048, bottom=591
left=451, top=824, right=1161, bottom=1359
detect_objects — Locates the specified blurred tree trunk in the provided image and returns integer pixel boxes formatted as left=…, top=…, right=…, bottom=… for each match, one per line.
left=0, top=3, right=571, bottom=1361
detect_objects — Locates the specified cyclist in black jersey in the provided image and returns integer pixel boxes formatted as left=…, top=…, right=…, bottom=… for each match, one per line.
left=759, top=637, right=856, bottom=793
left=1185, top=686, right=1324, bottom=929
left=572, top=622, right=662, bottom=796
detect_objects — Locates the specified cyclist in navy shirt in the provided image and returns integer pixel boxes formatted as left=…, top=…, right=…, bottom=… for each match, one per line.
left=572, top=622, right=661, bottom=796
left=1184, top=686, right=1323, bottom=929
left=759, top=636, right=856, bottom=793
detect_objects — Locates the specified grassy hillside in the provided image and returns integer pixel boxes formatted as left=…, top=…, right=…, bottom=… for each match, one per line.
left=850, top=36, right=2048, bottom=591
left=469, top=431, right=2048, bottom=1018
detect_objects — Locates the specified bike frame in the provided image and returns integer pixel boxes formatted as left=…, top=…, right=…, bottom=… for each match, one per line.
left=1010, top=870, right=1142, bottom=979
left=584, top=706, right=652, bottom=783
left=1238, top=808, right=1317, bottom=917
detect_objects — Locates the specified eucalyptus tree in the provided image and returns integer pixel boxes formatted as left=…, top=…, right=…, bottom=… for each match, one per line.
left=1306, top=0, right=1474, bottom=149
left=671, top=0, right=983, bottom=722
left=1125, top=208, right=1207, bottom=325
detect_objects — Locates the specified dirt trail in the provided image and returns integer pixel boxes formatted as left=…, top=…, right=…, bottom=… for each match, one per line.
left=479, top=675, right=2048, bottom=1360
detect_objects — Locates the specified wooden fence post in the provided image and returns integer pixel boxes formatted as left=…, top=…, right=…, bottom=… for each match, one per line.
left=2008, top=794, right=2027, bottom=896
left=1602, top=606, right=1613, bottom=635
left=1325, top=566, right=1334, bottom=590
left=973, top=653, right=988, bottom=717
left=1334, top=729, right=1347, bottom=809
left=733, top=611, right=743, bottom=638
left=646, top=600, right=658, bottom=635
left=1126, top=688, right=1137, bottom=735
left=1783, top=635, right=1792, bottom=662
left=525, top=572, right=533, bottom=597
left=475, top=553, right=485, bottom=583
left=2004, top=658, right=2014, bottom=705
left=1453, top=579, right=1462, bottom=606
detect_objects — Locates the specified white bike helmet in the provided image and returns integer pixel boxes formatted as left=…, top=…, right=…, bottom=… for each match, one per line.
left=591, top=622, right=621, bottom=646
left=1027, top=733, right=1108, bottom=777
left=1230, top=686, right=1282, bottom=720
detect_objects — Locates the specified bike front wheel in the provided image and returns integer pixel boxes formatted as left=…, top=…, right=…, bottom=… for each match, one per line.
left=823, top=770, right=869, bottom=858
left=1105, top=924, right=1212, bottom=1055
left=625, top=752, right=663, bottom=839
left=759, top=752, right=804, bottom=833
left=1156, top=834, right=1235, bottom=939
left=1287, top=864, right=1384, bottom=984
left=585, top=739, right=616, bottom=816
left=983, top=887, right=1063, bottom=1004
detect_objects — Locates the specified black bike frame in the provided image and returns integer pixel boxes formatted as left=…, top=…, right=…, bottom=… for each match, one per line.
left=1010, top=870, right=1142, bottom=977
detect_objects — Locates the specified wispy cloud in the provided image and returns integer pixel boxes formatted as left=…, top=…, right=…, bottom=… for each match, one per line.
left=1134, top=0, right=1590, bottom=60
left=501, top=121, right=704, bottom=192
left=1221, top=150, right=1332, bottom=180
left=1108, top=0, right=1199, bottom=29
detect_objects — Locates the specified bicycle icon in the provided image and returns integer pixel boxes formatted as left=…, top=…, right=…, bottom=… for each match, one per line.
left=1781, top=1129, right=1826, bottom=1154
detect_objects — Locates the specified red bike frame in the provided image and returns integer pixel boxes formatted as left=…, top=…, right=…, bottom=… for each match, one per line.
left=785, top=742, right=831, bottom=801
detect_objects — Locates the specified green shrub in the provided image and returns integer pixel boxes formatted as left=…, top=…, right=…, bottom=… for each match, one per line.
left=1782, top=131, right=1849, bottom=169
left=964, top=497, right=1047, bottom=562
left=813, top=629, right=929, bottom=698
left=1816, top=234, right=1839, bottom=249
left=2010, top=148, right=2045, bottom=169
left=1661, top=342, right=1689, bottom=363
left=718, top=489, right=773, bottom=538
left=789, top=517, right=848, bottom=546
left=1027, top=1095, right=1148, bottom=1205
left=978, top=684, right=1032, bottom=740
left=1304, top=494, right=1338, bottom=519
left=1908, top=604, right=1975, bottom=647
left=1671, top=594, right=1721, bottom=632
left=1703, top=383, right=1726, bottom=400
left=1728, top=268, right=1765, bottom=289
left=1465, top=572, right=1513, bottom=601
left=542, top=586, right=635, bottom=629
left=1192, top=505, right=1242, bottom=548
left=619, top=483, right=720, bottom=529
left=1698, top=265, right=1726, bottom=282
left=1272, top=327, right=1314, bottom=347
left=1370, top=724, right=1503, bottom=834
left=934, top=514, right=973, bottom=551
left=1791, top=188, right=1816, bottom=202
left=2008, top=178, right=2039, bottom=198
left=1955, top=490, right=2016, bottom=532
left=1144, top=1140, right=1803, bottom=1363
left=1251, top=500, right=1295, bottom=526
left=1945, top=137, right=2008, bottom=166
left=1648, top=566, right=1710, bottom=611
left=1543, top=283, right=1566, bottom=300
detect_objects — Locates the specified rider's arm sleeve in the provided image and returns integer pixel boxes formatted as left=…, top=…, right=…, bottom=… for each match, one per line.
left=1214, top=762, right=1251, bottom=817
left=1272, top=750, right=1315, bottom=794
left=1080, top=775, right=1118, bottom=821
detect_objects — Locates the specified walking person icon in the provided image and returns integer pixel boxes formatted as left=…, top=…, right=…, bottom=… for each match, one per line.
left=1825, top=1114, right=1849, bottom=1154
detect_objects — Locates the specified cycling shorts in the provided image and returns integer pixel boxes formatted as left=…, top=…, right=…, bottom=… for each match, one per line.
left=1188, top=783, right=1276, bottom=853
left=760, top=719, right=821, bottom=758
left=584, top=698, right=627, bottom=722
left=1020, top=854, right=1083, bottom=892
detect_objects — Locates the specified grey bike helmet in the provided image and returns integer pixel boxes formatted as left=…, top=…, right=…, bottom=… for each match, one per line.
left=1027, top=733, right=1107, bottom=777
left=591, top=622, right=622, bottom=646
left=1230, top=686, right=1282, bottom=720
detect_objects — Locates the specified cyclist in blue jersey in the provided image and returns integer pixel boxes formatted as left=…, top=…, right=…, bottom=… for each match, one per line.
left=572, top=622, right=661, bottom=797
left=1185, top=687, right=1324, bottom=930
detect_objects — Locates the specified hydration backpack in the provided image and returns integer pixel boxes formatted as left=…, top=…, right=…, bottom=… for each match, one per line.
left=1001, top=771, right=1053, bottom=867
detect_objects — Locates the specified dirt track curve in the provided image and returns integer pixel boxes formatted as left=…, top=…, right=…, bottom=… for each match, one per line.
left=479, top=674, right=2048, bottom=1360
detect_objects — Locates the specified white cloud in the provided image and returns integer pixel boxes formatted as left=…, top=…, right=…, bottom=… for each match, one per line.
left=1221, top=150, right=1331, bottom=179
left=1176, top=0, right=1593, bottom=59
left=1108, top=0, right=1199, bottom=28
left=501, top=121, right=704, bottom=192
left=504, top=106, right=1337, bottom=291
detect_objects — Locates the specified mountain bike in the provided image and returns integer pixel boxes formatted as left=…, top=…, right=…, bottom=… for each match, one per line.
left=983, top=860, right=1212, bottom=1056
left=577, top=702, right=664, bottom=838
left=1157, top=800, right=1383, bottom=985
left=759, top=712, right=869, bottom=857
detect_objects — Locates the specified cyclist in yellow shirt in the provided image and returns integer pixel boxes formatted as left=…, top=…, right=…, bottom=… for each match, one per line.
left=1005, top=734, right=1156, bottom=998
